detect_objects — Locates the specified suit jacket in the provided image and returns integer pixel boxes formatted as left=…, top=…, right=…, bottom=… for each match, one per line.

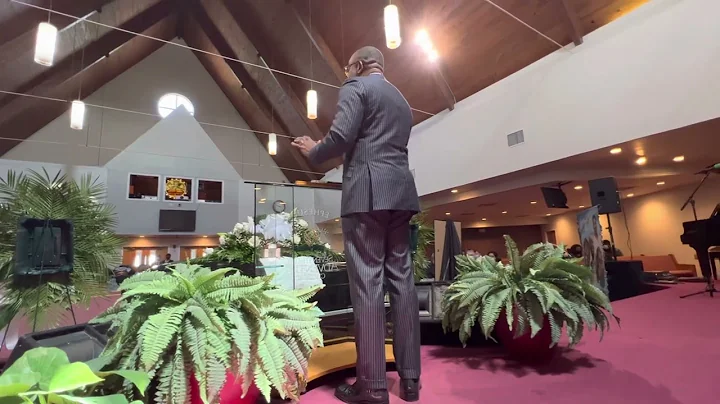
left=309, top=74, right=420, bottom=216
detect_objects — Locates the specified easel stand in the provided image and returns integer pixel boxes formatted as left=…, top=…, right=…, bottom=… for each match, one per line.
left=679, top=172, right=717, bottom=298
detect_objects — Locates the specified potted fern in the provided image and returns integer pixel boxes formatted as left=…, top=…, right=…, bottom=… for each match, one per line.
left=442, top=236, right=618, bottom=361
left=92, top=263, right=324, bottom=403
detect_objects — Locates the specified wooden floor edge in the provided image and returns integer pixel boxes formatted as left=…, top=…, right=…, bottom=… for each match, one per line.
left=307, top=341, right=395, bottom=382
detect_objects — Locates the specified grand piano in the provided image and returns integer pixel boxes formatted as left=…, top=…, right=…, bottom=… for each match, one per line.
left=680, top=206, right=720, bottom=295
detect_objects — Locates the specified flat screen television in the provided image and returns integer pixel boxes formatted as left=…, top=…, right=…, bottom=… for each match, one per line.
left=158, top=210, right=196, bottom=232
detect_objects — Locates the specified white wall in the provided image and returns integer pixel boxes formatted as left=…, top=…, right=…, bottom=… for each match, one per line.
left=105, top=107, right=243, bottom=235
left=0, top=160, right=106, bottom=188
left=409, top=0, right=720, bottom=196
left=4, top=39, right=287, bottom=183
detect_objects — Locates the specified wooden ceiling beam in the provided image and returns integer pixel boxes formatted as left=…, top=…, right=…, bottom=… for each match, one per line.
left=182, top=14, right=315, bottom=182
left=394, top=0, right=456, bottom=111
left=196, top=0, right=339, bottom=174
left=0, top=14, right=177, bottom=156
left=287, top=0, right=346, bottom=85
left=0, top=0, right=114, bottom=58
left=0, top=0, right=172, bottom=108
left=559, top=0, right=584, bottom=46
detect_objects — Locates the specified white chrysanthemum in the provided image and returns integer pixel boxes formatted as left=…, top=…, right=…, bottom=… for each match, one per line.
left=324, top=243, right=331, bottom=250
left=203, top=247, right=214, bottom=256
left=219, top=235, right=227, bottom=245
left=232, top=222, right=245, bottom=235
left=247, top=235, right=262, bottom=247
left=259, top=214, right=293, bottom=242
left=297, top=218, right=308, bottom=228
left=293, top=234, right=301, bottom=244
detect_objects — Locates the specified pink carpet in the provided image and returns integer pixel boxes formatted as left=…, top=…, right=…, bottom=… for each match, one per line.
left=302, top=283, right=720, bottom=403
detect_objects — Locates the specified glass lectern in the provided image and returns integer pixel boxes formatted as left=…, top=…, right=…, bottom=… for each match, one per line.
left=248, top=181, right=385, bottom=341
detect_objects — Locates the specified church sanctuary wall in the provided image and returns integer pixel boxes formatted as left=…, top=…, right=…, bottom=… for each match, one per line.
left=408, top=0, right=720, bottom=196
left=542, top=177, right=720, bottom=274
left=3, top=39, right=290, bottom=236
left=0, top=159, right=106, bottom=190
left=462, top=225, right=544, bottom=259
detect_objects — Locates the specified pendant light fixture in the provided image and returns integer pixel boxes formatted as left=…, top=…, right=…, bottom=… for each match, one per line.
left=268, top=133, right=277, bottom=156
left=70, top=100, right=85, bottom=130
left=384, top=4, right=401, bottom=49
left=70, top=23, right=86, bottom=130
left=34, top=22, right=58, bottom=66
left=306, top=0, right=318, bottom=120
left=306, top=89, right=317, bottom=120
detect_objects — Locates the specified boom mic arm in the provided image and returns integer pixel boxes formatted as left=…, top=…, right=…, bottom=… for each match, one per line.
left=696, top=162, right=720, bottom=175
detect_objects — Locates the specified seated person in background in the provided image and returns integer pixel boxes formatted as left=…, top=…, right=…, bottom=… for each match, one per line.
left=567, top=244, right=583, bottom=259
left=603, top=240, right=623, bottom=260
left=162, top=253, right=174, bottom=264
left=487, top=251, right=500, bottom=261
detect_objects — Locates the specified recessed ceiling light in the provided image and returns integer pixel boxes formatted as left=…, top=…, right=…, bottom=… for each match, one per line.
left=574, top=185, right=583, bottom=190
left=481, top=218, right=487, bottom=221
left=445, top=212, right=451, bottom=216
left=254, top=187, right=261, bottom=190
left=451, top=189, right=458, bottom=193
left=501, top=211, right=507, bottom=214
left=635, top=157, right=647, bottom=165
left=203, top=235, right=208, bottom=238
left=610, top=148, right=622, bottom=154
left=627, top=193, right=634, bottom=197
left=335, top=218, right=340, bottom=222
left=579, top=205, right=585, bottom=208
left=673, top=155, right=685, bottom=162
left=546, top=213, right=551, bottom=216
left=657, top=181, right=665, bottom=185
left=530, top=201, right=537, bottom=204
left=139, top=235, right=145, bottom=238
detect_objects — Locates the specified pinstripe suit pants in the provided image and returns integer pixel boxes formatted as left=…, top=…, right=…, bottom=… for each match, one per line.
left=342, top=210, right=421, bottom=390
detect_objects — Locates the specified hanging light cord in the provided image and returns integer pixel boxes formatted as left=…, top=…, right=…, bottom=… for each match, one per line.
left=0, top=89, right=295, bottom=139
left=10, top=0, right=436, bottom=117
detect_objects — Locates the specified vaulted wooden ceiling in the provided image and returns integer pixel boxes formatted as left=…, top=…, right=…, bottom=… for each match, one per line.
left=0, top=0, right=648, bottom=182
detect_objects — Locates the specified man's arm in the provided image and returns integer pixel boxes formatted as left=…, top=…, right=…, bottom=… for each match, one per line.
left=308, top=79, right=364, bottom=166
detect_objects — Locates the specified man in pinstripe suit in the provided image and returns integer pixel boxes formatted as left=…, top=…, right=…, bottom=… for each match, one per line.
left=292, top=46, right=421, bottom=403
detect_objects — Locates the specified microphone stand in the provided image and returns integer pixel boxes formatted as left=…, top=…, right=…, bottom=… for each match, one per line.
left=680, top=171, right=716, bottom=298
left=680, top=171, right=711, bottom=221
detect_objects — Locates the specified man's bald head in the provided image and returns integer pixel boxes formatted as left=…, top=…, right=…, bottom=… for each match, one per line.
left=346, top=46, right=384, bottom=78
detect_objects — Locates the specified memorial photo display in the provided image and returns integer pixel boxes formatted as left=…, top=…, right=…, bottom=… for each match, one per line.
left=197, top=179, right=223, bottom=203
left=128, top=174, right=159, bottom=200
left=164, top=177, right=192, bottom=201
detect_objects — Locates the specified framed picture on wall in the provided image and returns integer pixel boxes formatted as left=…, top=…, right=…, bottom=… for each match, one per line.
left=163, top=176, right=193, bottom=202
left=197, top=179, right=223, bottom=204
left=127, top=173, right=160, bottom=200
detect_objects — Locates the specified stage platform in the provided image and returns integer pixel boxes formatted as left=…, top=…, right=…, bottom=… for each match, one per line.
left=300, top=283, right=720, bottom=403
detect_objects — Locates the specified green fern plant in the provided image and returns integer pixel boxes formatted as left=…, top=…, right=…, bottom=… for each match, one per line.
left=0, top=169, right=122, bottom=331
left=92, top=263, right=323, bottom=403
left=411, top=212, right=434, bottom=281
left=442, top=235, right=619, bottom=347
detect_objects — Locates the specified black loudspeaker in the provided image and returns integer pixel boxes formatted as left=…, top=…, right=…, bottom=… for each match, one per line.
left=2, top=323, right=110, bottom=370
left=14, top=218, right=74, bottom=276
left=606, top=260, right=645, bottom=301
left=589, top=177, right=622, bottom=214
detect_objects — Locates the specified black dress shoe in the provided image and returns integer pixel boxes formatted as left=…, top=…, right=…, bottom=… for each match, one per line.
left=334, top=382, right=389, bottom=404
left=399, top=379, right=420, bottom=402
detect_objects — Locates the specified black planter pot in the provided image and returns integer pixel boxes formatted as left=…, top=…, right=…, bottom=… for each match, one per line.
left=201, top=260, right=262, bottom=277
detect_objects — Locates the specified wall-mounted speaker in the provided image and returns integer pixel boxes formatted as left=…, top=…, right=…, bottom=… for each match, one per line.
left=589, top=177, right=622, bottom=214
